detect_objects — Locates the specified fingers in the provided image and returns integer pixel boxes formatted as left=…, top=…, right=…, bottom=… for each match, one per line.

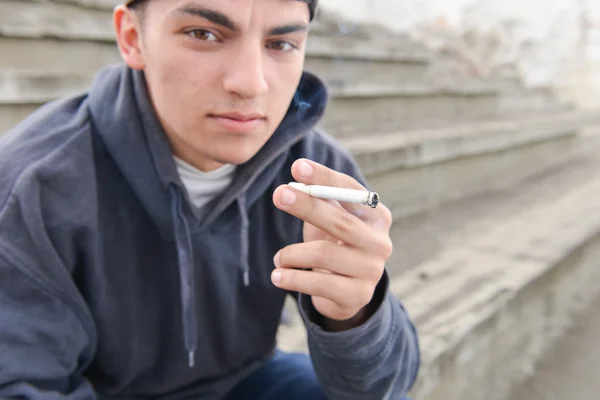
left=273, top=185, right=380, bottom=251
left=303, top=221, right=340, bottom=243
left=270, top=268, right=375, bottom=314
left=292, top=158, right=365, bottom=191
left=291, top=158, right=369, bottom=218
left=290, top=158, right=392, bottom=226
left=274, top=240, right=383, bottom=279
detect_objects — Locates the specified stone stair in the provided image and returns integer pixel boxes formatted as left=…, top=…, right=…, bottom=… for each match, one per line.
left=391, top=130, right=600, bottom=400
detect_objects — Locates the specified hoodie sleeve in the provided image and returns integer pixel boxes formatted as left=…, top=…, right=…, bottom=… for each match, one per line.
left=0, top=191, right=97, bottom=399
left=0, top=255, right=97, bottom=399
left=292, top=131, right=420, bottom=399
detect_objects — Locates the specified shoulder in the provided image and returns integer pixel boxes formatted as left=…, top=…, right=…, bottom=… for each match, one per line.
left=292, top=128, right=353, bottom=164
left=0, top=94, right=96, bottom=211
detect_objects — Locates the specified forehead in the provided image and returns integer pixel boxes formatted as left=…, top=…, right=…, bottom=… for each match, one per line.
left=155, top=0, right=310, bottom=25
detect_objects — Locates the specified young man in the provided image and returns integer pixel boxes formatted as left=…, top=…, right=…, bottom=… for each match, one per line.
left=0, top=0, right=419, bottom=398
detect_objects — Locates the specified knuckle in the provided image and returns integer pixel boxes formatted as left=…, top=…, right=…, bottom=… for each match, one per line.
left=381, top=205, right=393, bottom=227
left=278, top=245, right=292, bottom=266
left=312, top=241, right=331, bottom=266
left=333, top=211, right=355, bottom=234
left=309, top=195, right=322, bottom=215
left=286, top=270, right=299, bottom=288
left=315, top=276, right=333, bottom=298
left=357, top=284, right=375, bottom=306
left=375, top=236, right=394, bottom=259
left=346, top=175, right=364, bottom=190
left=384, top=237, right=394, bottom=258
left=324, top=167, right=336, bottom=183
left=367, top=260, right=385, bottom=281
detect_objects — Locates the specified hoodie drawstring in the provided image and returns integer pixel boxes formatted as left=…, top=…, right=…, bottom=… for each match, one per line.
left=170, top=186, right=198, bottom=368
left=170, top=187, right=251, bottom=369
left=237, top=194, right=251, bottom=287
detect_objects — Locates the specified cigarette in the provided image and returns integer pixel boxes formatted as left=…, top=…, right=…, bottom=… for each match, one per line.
left=288, top=182, right=380, bottom=208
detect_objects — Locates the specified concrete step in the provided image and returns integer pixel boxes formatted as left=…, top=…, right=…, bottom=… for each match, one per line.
left=384, top=127, right=600, bottom=279
left=304, top=56, right=429, bottom=91
left=510, top=290, right=600, bottom=400
left=0, top=0, right=114, bottom=42
left=0, top=37, right=121, bottom=73
left=0, top=70, right=91, bottom=104
left=59, top=0, right=120, bottom=9
left=0, top=103, right=39, bottom=135
left=277, top=129, right=600, bottom=400
left=424, top=53, right=573, bottom=117
left=306, top=34, right=430, bottom=63
left=344, top=110, right=597, bottom=176
left=320, top=83, right=501, bottom=137
left=344, top=110, right=600, bottom=220
left=497, top=86, right=573, bottom=115
left=394, top=161, right=600, bottom=400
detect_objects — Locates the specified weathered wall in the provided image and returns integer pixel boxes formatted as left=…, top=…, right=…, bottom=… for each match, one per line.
left=320, top=0, right=600, bottom=107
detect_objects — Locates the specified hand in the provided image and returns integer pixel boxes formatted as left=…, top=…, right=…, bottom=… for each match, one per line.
left=271, top=159, right=394, bottom=325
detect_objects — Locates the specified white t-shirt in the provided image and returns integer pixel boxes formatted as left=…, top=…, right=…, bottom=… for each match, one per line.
left=174, top=157, right=237, bottom=214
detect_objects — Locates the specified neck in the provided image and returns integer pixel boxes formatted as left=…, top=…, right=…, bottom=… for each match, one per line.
left=171, top=142, right=225, bottom=172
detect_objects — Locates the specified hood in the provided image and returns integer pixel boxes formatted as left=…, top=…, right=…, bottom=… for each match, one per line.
left=87, top=64, right=328, bottom=367
left=88, top=64, right=328, bottom=236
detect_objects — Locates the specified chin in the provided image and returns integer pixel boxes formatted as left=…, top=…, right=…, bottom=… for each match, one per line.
left=217, top=148, right=260, bottom=166
left=223, top=136, right=273, bottom=165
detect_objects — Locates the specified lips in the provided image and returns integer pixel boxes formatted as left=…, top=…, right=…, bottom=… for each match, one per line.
left=208, top=111, right=266, bottom=134
left=211, top=112, right=265, bottom=121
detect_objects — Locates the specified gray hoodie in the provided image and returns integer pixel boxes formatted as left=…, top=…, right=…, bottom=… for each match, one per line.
left=0, top=64, right=419, bottom=399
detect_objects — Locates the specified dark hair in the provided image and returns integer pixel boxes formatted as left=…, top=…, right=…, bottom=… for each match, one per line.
left=303, top=0, right=318, bottom=21
left=126, top=0, right=318, bottom=21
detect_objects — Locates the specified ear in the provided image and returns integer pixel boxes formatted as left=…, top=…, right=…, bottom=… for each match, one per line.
left=113, top=5, right=145, bottom=70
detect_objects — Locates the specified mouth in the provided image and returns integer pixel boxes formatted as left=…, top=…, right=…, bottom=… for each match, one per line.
left=208, top=112, right=266, bottom=134
left=210, top=111, right=266, bottom=121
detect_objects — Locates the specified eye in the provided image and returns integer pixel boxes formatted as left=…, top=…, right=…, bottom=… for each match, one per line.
left=188, top=29, right=219, bottom=42
left=267, top=40, right=297, bottom=52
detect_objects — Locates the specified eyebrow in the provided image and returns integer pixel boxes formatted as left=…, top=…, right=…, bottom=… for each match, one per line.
left=173, top=5, right=309, bottom=35
left=270, top=24, right=308, bottom=35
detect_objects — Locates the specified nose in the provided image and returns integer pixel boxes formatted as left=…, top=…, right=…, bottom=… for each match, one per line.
left=223, top=41, right=269, bottom=99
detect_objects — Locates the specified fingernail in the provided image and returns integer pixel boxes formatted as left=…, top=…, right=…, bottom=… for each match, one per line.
left=280, top=189, right=296, bottom=206
left=298, top=160, right=314, bottom=178
left=271, top=270, right=282, bottom=285
left=273, top=251, right=281, bottom=268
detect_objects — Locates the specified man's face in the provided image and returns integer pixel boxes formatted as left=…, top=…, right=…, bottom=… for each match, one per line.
left=116, top=0, right=310, bottom=171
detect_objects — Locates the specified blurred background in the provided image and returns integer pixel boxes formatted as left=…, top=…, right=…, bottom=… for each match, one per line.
left=2, top=1, right=600, bottom=399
